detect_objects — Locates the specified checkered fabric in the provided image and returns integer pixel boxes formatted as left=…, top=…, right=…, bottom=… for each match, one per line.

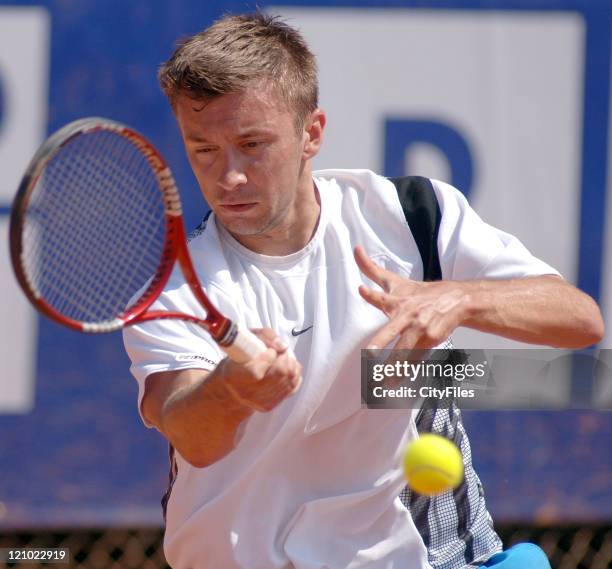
left=400, top=341, right=503, bottom=569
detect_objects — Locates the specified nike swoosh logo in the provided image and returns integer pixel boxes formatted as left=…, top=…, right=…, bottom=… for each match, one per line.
left=291, top=325, right=313, bottom=337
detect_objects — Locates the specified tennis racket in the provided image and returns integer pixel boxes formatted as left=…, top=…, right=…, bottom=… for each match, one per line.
left=9, top=117, right=266, bottom=364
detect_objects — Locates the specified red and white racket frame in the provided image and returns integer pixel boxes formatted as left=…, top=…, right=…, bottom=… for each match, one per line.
left=10, top=118, right=265, bottom=363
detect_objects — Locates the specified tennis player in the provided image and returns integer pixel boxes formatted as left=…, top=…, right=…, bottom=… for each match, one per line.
left=123, top=12, right=604, bottom=569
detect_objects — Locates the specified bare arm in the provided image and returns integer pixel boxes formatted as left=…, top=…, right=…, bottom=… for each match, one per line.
left=142, top=331, right=302, bottom=468
left=459, top=275, right=603, bottom=347
left=355, top=246, right=604, bottom=349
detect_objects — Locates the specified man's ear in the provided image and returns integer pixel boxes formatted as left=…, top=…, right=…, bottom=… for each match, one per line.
left=302, top=109, right=326, bottom=160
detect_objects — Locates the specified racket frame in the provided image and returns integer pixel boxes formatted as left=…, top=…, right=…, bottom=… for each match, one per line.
left=10, top=118, right=237, bottom=347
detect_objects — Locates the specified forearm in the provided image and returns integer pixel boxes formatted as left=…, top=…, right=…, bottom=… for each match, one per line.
left=461, top=276, right=604, bottom=348
left=159, top=368, right=253, bottom=468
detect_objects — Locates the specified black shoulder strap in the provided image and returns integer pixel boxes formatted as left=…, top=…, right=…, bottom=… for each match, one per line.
left=388, top=176, right=442, bottom=282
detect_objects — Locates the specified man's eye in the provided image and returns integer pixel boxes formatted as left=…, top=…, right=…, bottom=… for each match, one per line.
left=243, top=141, right=261, bottom=149
left=195, top=147, right=215, bottom=153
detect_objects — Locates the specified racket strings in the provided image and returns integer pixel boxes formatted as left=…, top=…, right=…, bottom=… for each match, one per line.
left=22, top=129, right=168, bottom=324
left=29, top=145, right=139, bottom=312
left=27, top=145, right=164, bottom=320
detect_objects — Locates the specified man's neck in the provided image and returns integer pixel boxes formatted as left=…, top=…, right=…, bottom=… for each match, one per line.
left=225, top=180, right=321, bottom=256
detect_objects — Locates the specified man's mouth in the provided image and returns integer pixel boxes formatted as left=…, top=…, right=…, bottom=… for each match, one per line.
left=218, top=202, right=257, bottom=212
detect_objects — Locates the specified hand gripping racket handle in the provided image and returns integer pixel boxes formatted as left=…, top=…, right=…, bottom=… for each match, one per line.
left=222, top=323, right=268, bottom=364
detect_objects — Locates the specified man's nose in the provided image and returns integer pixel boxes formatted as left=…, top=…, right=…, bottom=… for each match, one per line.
left=217, top=150, right=247, bottom=191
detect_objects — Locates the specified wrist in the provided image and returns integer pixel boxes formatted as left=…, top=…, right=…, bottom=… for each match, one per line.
left=223, top=380, right=260, bottom=412
left=207, top=360, right=255, bottom=418
left=458, top=280, right=486, bottom=327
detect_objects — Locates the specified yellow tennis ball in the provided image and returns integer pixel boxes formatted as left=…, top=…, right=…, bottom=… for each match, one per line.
left=403, top=433, right=464, bottom=496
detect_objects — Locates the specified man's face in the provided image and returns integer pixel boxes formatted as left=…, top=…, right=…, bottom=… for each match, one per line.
left=175, top=85, right=311, bottom=240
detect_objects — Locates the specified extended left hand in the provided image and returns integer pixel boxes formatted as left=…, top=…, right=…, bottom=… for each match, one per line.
left=354, top=245, right=473, bottom=350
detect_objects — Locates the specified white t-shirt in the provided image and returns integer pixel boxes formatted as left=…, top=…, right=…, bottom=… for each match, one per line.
left=124, top=169, right=559, bottom=569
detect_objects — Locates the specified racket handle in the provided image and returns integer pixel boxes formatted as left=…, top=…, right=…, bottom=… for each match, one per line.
left=223, top=323, right=268, bottom=363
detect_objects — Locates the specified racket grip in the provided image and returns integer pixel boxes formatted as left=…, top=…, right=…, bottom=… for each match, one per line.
left=223, top=323, right=268, bottom=363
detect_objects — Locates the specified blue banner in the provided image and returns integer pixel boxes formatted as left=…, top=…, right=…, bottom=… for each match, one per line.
left=0, top=0, right=610, bottom=528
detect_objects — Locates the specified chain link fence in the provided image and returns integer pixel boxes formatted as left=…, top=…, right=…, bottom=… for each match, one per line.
left=0, top=525, right=610, bottom=568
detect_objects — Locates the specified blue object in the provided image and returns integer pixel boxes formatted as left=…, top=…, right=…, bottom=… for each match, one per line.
left=478, top=543, right=552, bottom=568
left=384, top=119, right=474, bottom=200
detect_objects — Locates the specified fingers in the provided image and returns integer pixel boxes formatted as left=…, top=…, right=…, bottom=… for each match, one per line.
left=285, top=354, right=303, bottom=394
left=358, top=284, right=389, bottom=312
left=369, top=318, right=433, bottom=351
left=222, top=345, right=302, bottom=413
left=354, top=245, right=391, bottom=291
left=251, top=328, right=287, bottom=353
left=266, top=351, right=302, bottom=396
left=368, top=301, right=455, bottom=350
left=393, top=303, right=438, bottom=350
left=240, top=353, right=302, bottom=412
left=367, top=311, right=413, bottom=349
left=242, top=347, right=282, bottom=380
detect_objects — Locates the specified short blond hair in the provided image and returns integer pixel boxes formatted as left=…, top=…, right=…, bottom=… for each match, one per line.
left=158, top=12, right=319, bottom=130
